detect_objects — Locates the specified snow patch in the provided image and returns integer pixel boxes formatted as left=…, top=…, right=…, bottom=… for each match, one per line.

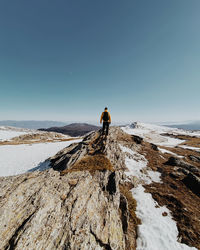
left=122, top=123, right=184, bottom=147
left=0, top=139, right=81, bottom=176
left=0, top=130, right=29, bottom=141
left=132, top=185, right=197, bottom=250
left=120, top=145, right=161, bottom=184
left=158, top=147, right=183, bottom=158
left=178, top=145, right=199, bottom=152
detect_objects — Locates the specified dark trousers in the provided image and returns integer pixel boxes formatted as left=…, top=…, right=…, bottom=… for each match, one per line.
left=102, top=121, right=109, bottom=135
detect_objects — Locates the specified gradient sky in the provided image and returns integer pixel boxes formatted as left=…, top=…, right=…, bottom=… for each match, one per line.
left=0, top=0, right=200, bottom=124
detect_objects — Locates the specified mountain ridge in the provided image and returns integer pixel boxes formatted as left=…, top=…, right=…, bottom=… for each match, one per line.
left=39, top=123, right=100, bottom=137
left=0, top=124, right=199, bottom=249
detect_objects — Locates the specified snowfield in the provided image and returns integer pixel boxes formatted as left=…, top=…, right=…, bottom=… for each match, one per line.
left=0, top=126, right=70, bottom=142
left=0, top=139, right=81, bottom=177
left=0, top=127, right=30, bottom=141
left=122, top=122, right=200, bottom=147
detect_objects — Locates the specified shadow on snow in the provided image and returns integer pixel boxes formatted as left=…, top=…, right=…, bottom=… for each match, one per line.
left=27, top=160, right=51, bottom=172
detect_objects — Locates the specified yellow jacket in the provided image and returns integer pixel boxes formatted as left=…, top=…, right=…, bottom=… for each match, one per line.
left=100, top=111, right=111, bottom=123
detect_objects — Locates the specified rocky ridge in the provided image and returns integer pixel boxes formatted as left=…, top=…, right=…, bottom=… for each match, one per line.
left=0, top=126, right=199, bottom=249
left=0, top=127, right=139, bottom=250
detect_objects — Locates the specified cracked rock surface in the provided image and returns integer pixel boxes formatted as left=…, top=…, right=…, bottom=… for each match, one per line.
left=0, top=127, right=135, bottom=250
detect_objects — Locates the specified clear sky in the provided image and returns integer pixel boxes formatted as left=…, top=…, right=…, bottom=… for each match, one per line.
left=0, top=0, right=200, bottom=124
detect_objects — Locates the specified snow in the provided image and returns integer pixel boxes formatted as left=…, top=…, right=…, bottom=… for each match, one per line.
left=120, top=144, right=197, bottom=250
left=0, top=139, right=81, bottom=177
left=120, top=145, right=161, bottom=184
left=0, top=126, right=70, bottom=142
left=0, top=130, right=29, bottom=141
left=0, top=126, right=43, bottom=142
left=178, top=145, right=200, bottom=151
left=132, top=185, right=197, bottom=250
left=122, top=122, right=184, bottom=147
left=158, top=147, right=183, bottom=158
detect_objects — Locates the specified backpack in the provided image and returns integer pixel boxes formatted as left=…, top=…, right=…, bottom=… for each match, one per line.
left=103, top=112, right=109, bottom=121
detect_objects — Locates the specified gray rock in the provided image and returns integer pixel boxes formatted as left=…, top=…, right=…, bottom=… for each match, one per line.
left=188, top=155, right=200, bottom=163
left=165, top=157, right=200, bottom=175
left=0, top=127, right=135, bottom=250
left=182, top=173, right=200, bottom=197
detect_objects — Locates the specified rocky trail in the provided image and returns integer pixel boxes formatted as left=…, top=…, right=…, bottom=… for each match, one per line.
left=0, top=126, right=199, bottom=249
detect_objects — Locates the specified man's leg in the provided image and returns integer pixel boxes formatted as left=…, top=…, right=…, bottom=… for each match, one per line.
left=106, top=122, right=109, bottom=136
left=102, top=122, right=106, bottom=135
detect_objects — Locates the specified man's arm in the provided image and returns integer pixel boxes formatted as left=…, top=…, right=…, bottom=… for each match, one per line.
left=108, top=112, right=111, bottom=123
left=100, top=112, right=104, bottom=123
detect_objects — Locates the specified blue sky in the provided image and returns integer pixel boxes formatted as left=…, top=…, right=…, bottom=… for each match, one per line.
left=0, top=0, right=200, bottom=124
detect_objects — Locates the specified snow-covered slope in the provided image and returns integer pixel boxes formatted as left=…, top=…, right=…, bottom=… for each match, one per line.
left=122, top=122, right=200, bottom=147
left=0, top=126, right=31, bottom=141
left=0, top=126, right=80, bottom=176
left=121, top=122, right=199, bottom=249
left=120, top=144, right=196, bottom=250
left=0, top=126, right=70, bottom=143
left=0, top=139, right=81, bottom=177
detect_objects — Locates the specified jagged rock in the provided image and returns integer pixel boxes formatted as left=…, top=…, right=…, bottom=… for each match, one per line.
left=150, top=143, right=158, bottom=151
left=182, top=173, right=200, bottom=197
left=165, top=157, right=200, bottom=175
left=0, top=127, right=137, bottom=250
left=131, top=135, right=143, bottom=144
left=0, top=169, right=125, bottom=249
left=169, top=171, right=183, bottom=179
left=188, top=155, right=200, bottom=163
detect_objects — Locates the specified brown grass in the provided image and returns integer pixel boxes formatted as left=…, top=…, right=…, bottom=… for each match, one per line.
left=180, top=137, right=200, bottom=148
left=116, top=132, right=133, bottom=144
left=162, top=133, right=200, bottom=148
left=138, top=137, right=200, bottom=249
left=119, top=183, right=141, bottom=250
left=0, top=138, right=78, bottom=146
left=61, top=154, right=114, bottom=175
left=119, top=184, right=141, bottom=227
left=139, top=141, right=166, bottom=171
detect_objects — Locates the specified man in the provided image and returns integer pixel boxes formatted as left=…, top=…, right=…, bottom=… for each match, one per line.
left=100, top=107, right=111, bottom=136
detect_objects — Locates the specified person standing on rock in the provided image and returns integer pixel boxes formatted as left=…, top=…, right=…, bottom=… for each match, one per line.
left=100, top=107, right=111, bottom=136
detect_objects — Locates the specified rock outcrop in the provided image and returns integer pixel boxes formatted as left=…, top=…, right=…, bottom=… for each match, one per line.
left=0, top=128, right=138, bottom=250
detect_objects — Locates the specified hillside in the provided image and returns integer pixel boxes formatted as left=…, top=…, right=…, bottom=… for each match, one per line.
left=0, top=126, right=81, bottom=176
left=0, top=123, right=199, bottom=249
left=0, top=126, right=73, bottom=145
left=39, top=123, right=100, bottom=137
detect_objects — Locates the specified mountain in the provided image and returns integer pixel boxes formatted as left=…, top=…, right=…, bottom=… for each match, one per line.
left=0, top=123, right=199, bottom=249
left=167, top=121, right=200, bottom=131
left=0, top=120, right=66, bottom=129
left=39, top=123, right=100, bottom=137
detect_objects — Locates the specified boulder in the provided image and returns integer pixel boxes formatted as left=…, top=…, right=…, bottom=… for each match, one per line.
left=182, top=173, right=200, bottom=197
left=165, top=157, right=200, bottom=175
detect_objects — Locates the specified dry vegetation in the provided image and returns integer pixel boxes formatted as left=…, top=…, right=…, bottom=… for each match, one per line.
left=119, top=183, right=141, bottom=250
left=61, top=154, right=114, bottom=175
left=162, top=133, right=200, bottom=148
left=0, top=137, right=78, bottom=146
left=138, top=138, right=200, bottom=249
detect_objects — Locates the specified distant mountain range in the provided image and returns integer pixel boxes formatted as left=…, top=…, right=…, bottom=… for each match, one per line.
left=39, top=123, right=100, bottom=137
left=1, top=120, right=199, bottom=134
left=0, top=120, right=67, bottom=129
left=166, top=121, right=200, bottom=130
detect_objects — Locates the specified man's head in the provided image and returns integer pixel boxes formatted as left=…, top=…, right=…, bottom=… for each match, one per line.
left=104, top=107, right=108, bottom=111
